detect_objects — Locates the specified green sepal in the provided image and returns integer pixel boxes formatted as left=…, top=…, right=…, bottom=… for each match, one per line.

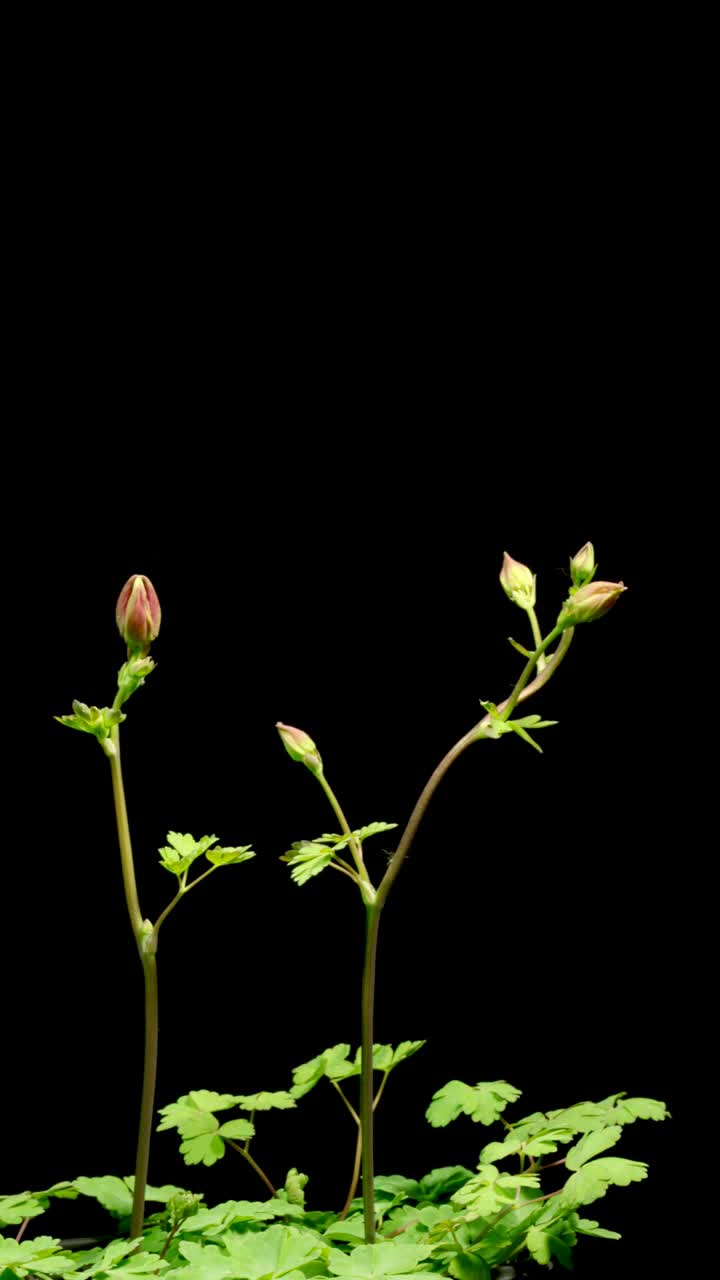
left=507, top=636, right=534, bottom=658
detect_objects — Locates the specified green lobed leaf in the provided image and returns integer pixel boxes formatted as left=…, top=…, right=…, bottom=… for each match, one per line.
left=158, top=833, right=218, bottom=876
left=609, top=1096, right=669, bottom=1124
left=281, top=842, right=338, bottom=886
left=575, top=1216, right=622, bottom=1240
left=175, top=1240, right=236, bottom=1280
left=219, top=1223, right=326, bottom=1278
left=178, top=1200, right=279, bottom=1235
left=545, top=1101, right=615, bottom=1134
left=416, top=1167, right=475, bottom=1201
left=324, top=1216, right=367, bottom=1243
left=351, top=822, right=399, bottom=844
left=235, top=1090, right=296, bottom=1111
left=72, top=1176, right=134, bottom=1217
left=448, top=1257, right=491, bottom=1280
left=0, top=1235, right=77, bottom=1276
left=180, top=1132, right=227, bottom=1166
left=0, top=1192, right=46, bottom=1227
left=328, top=1240, right=432, bottom=1278
left=565, top=1124, right=623, bottom=1170
left=526, top=1218, right=576, bottom=1270
left=185, top=1089, right=238, bottom=1112
left=71, top=1236, right=170, bottom=1276
left=217, top=1119, right=255, bottom=1141
left=372, top=1175, right=421, bottom=1201
left=290, top=1045, right=352, bottom=1097
left=426, top=1080, right=522, bottom=1128
left=561, top=1156, right=648, bottom=1207
left=205, top=845, right=255, bottom=867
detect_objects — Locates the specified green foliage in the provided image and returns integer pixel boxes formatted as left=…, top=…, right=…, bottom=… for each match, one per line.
left=158, top=833, right=255, bottom=878
left=327, top=1240, right=432, bottom=1278
left=235, top=1091, right=297, bottom=1111
left=0, top=1234, right=77, bottom=1276
left=425, top=1080, right=522, bottom=1127
left=561, top=1156, right=648, bottom=1207
left=291, top=1043, right=425, bottom=1098
left=55, top=701, right=124, bottom=748
left=157, top=1094, right=255, bottom=1167
left=478, top=701, right=558, bottom=753
left=0, top=1190, right=48, bottom=1228
left=281, top=824, right=397, bottom=887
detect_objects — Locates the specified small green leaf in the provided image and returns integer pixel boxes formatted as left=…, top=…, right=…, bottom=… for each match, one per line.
left=566, top=1125, right=623, bottom=1170
left=389, top=1040, right=426, bottom=1069
left=220, top=1223, right=325, bottom=1278
left=291, top=1045, right=352, bottom=1097
left=0, top=1192, right=46, bottom=1227
left=185, top=1089, right=238, bottom=1112
left=72, top=1175, right=133, bottom=1217
left=448, top=1253, right=491, bottom=1280
left=217, top=1118, right=255, bottom=1141
left=426, top=1080, right=522, bottom=1128
left=416, top=1166, right=474, bottom=1201
left=576, top=1216, right=622, bottom=1240
left=235, top=1090, right=296, bottom=1111
left=281, top=841, right=338, bottom=886
left=328, top=1240, right=432, bottom=1278
left=610, top=1096, right=669, bottom=1124
left=158, top=833, right=218, bottom=876
left=353, top=822, right=399, bottom=843
left=205, top=844, right=255, bottom=867
left=561, top=1156, right=648, bottom=1207
left=526, top=1219, right=576, bottom=1270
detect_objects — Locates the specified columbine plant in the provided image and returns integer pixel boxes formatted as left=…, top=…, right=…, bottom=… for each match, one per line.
left=55, top=574, right=256, bottom=1240
left=274, top=543, right=628, bottom=1242
left=0, top=546, right=668, bottom=1279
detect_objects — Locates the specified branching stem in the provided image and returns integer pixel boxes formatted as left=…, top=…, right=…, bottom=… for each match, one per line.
left=356, top=624, right=574, bottom=1241
left=226, top=1140, right=277, bottom=1197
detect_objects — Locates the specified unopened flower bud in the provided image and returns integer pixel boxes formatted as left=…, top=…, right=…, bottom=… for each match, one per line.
left=570, top=542, right=596, bottom=588
left=557, top=580, right=626, bottom=628
left=499, top=552, right=536, bottom=611
left=116, top=575, right=161, bottom=656
left=276, top=722, right=323, bottom=774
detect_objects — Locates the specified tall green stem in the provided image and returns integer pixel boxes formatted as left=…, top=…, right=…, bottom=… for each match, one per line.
left=134, top=952, right=158, bottom=1238
left=360, top=904, right=381, bottom=1242
left=108, top=724, right=156, bottom=1241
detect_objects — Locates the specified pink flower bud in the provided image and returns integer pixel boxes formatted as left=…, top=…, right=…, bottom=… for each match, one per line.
left=558, top=579, right=626, bottom=628
left=499, top=551, right=536, bottom=611
left=276, top=722, right=323, bottom=774
left=116, top=575, right=161, bottom=655
left=569, top=541, right=596, bottom=588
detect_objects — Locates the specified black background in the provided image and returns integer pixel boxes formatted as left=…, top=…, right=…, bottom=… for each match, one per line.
left=3, top=39, right=707, bottom=1276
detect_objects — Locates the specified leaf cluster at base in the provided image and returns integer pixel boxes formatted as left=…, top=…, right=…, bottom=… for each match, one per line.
left=2, top=1082, right=667, bottom=1276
